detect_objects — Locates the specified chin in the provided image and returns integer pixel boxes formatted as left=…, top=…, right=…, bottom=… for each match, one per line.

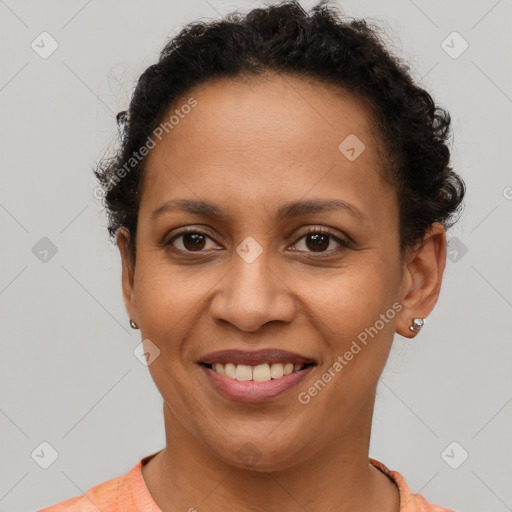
left=207, top=433, right=315, bottom=473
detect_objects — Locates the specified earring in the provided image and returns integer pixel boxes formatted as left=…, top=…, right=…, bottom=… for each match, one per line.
left=409, top=318, right=424, bottom=333
left=129, top=319, right=139, bottom=329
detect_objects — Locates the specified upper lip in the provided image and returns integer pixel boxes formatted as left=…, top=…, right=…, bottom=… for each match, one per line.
left=199, top=349, right=317, bottom=366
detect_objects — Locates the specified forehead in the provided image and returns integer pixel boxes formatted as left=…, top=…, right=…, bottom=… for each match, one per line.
left=160, top=73, right=377, bottom=157
left=139, top=73, right=393, bottom=221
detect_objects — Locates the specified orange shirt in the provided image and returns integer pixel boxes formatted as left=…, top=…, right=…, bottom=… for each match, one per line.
left=39, top=453, right=454, bottom=511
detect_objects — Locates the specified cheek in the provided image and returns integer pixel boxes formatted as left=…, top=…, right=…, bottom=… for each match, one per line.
left=132, top=255, right=229, bottom=365
left=299, top=258, right=400, bottom=342
left=133, top=258, right=196, bottom=342
left=292, top=265, right=399, bottom=434
left=307, top=260, right=400, bottom=393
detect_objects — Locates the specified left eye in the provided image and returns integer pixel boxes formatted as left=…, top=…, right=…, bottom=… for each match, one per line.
left=292, top=229, right=350, bottom=254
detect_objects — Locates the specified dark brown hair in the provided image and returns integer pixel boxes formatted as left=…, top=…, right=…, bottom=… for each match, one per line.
left=95, top=0, right=465, bottom=261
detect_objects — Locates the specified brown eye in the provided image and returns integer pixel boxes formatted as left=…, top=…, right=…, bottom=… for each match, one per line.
left=181, top=232, right=207, bottom=251
left=304, top=233, right=330, bottom=252
left=166, top=229, right=217, bottom=252
left=292, top=227, right=351, bottom=255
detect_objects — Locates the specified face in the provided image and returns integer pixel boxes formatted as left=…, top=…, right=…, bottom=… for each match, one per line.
left=118, top=73, right=445, bottom=471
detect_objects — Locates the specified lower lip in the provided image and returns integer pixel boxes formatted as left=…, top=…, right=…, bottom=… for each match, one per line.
left=199, top=364, right=315, bottom=403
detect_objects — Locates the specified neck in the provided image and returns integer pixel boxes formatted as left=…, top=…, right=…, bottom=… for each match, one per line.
left=142, top=398, right=400, bottom=512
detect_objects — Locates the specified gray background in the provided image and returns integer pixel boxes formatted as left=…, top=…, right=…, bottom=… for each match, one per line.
left=1, top=0, right=511, bottom=511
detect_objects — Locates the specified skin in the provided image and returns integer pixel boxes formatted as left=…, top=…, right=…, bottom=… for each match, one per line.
left=118, top=72, right=446, bottom=512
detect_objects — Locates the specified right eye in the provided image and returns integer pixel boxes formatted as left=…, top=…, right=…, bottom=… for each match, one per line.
left=165, top=228, right=220, bottom=253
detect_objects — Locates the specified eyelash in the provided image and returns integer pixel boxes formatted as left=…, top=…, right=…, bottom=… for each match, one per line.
left=164, top=226, right=352, bottom=257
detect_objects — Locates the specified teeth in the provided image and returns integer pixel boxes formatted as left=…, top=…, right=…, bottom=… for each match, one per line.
left=253, top=364, right=271, bottom=382
left=213, top=363, right=225, bottom=376
left=235, top=364, right=252, bottom=381
left=209, top=362, right=307, bottom=381
left=224, top=363, right=236, bottom=379
left=270, top=363, right=283, bottom=379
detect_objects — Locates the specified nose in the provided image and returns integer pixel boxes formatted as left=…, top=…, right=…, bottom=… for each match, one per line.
left=209, top=250, right=296, bottom=333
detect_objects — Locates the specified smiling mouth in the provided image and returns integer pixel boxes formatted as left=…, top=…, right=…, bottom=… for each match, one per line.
left=200, top=362, right=316, bottom=382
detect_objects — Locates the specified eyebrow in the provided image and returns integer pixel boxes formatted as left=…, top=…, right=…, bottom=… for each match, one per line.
left=151, top=198, right=368, bottom=222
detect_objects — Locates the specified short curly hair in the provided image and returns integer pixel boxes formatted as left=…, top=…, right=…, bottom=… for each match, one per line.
left=95, top=0, right=465, bottom=262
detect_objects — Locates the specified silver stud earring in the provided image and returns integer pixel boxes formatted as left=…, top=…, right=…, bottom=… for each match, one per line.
left=129, top=319, right=139, bottom=329
left=409, top=318, right=424, bottom=333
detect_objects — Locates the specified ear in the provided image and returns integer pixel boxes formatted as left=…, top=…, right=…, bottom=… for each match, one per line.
left=117, top=227, right=137, bottom=325
left=396, top=222, right=447, bottom=338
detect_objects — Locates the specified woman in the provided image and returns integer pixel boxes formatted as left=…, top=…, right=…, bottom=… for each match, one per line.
left=40, top=1, right=465, bottom=511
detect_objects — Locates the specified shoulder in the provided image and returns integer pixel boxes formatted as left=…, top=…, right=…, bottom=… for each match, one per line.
left=369, top=458, right=455, bottom=512
left=37, top=460, right=141, bottom=512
